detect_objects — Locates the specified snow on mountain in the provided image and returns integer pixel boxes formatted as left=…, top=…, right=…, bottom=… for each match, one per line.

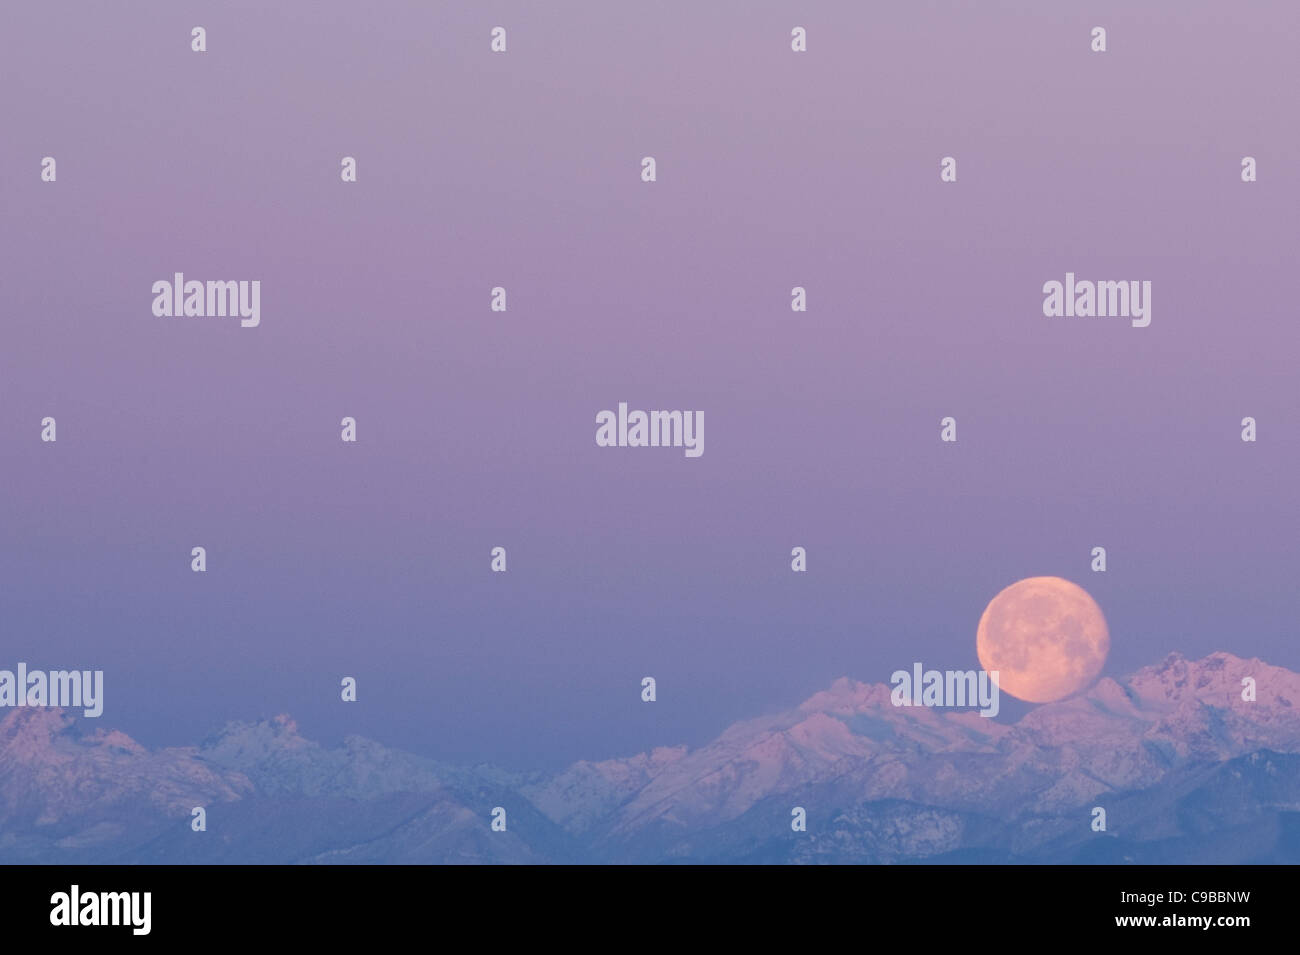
left=530, top=651, right=1300, bottom=856
left=0, top=706, right=250, bottom=857
left=196, top=714, right=449, bottom=798
left=522, top=745, right=688, bottom=835
left=0, top=708, right=563, bottom=863
left=0, top=707, right=250, bottom=823
left=3, top=651, right=1298, bottom=862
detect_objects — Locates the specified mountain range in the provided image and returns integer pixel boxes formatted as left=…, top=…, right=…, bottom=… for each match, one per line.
left=3, top=651, right=1299, bottom=863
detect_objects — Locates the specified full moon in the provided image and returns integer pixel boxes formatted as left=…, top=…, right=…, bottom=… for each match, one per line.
left=976, top=576, right=1109, bottom=703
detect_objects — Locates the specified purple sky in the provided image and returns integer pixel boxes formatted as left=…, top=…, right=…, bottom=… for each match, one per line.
left=2, top=1, right=1297, bottom=767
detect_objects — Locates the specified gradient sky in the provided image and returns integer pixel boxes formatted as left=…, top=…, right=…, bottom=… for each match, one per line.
left=2, top=1, right=1297, bottom=768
